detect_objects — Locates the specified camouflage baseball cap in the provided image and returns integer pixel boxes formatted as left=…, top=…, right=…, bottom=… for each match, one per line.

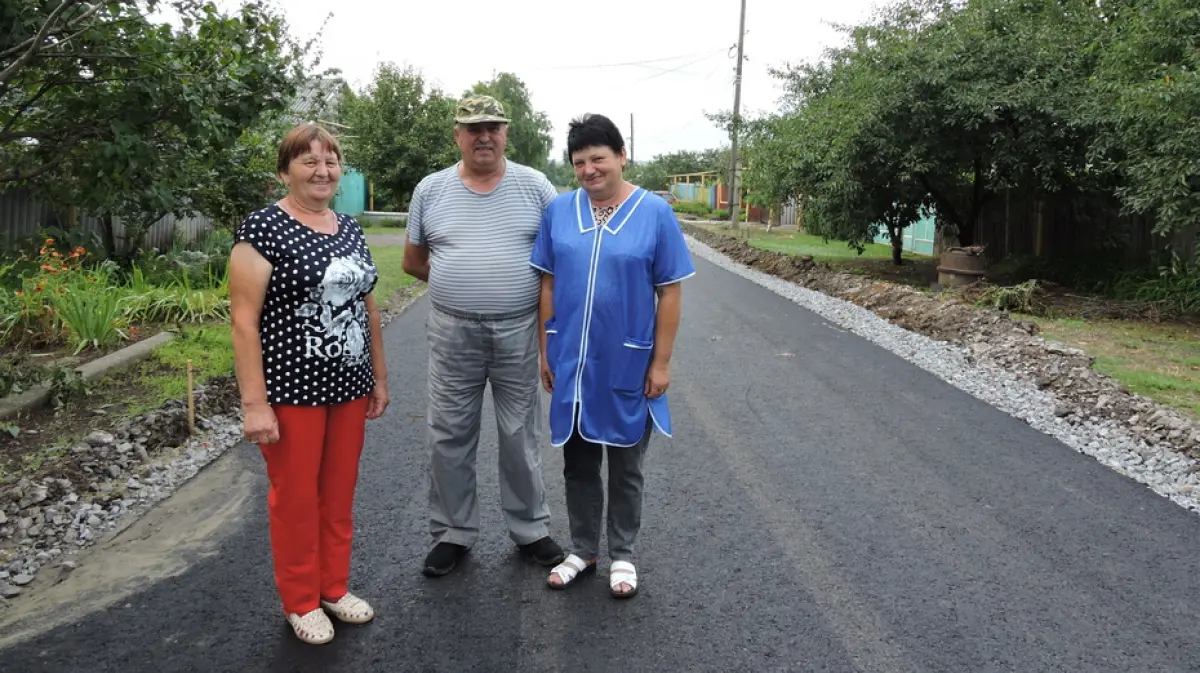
left=454, top=94, right=510, bottom=124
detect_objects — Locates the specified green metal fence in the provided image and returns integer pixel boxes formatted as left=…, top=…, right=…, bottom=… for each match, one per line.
left=333, top=166, right=368, bottom=216
left=873, top=212, right=936, bottom=256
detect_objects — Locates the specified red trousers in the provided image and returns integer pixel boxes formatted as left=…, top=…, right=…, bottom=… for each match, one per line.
left=259, top=396, right=368, bottom=615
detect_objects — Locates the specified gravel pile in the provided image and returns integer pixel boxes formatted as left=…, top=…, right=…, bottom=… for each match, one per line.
left=0, top=382, right=245, bottom=600
left=685, top=234, right=1200, bottom=515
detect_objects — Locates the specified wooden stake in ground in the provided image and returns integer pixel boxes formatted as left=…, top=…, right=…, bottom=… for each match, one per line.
left=187, top=359, right=195, bottom=435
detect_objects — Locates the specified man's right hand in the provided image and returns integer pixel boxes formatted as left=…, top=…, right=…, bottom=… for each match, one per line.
left=540, top=355, right=554, bottom=393
left=243, top=401, right=280, bottom=445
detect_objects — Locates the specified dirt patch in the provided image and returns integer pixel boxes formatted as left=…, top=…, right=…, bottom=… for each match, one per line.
left=0, top=362, right=235, bottom=486
left=682, top=222, right=1200, bottom=459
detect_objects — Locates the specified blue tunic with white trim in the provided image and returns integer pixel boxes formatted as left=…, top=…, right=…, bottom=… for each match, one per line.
left=530, top=187, right=697, bottom=447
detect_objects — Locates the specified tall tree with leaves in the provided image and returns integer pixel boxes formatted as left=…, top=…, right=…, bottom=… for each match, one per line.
left=468, top=72, right=553, bottom=170
left=1090, top=0, right=1200, bottom=239
left=3, top=0, right=313, bottom=255
left=339, top=63, right=459, bottom=210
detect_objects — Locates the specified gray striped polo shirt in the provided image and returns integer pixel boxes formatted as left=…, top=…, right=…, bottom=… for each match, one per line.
left=407, top=160, right=558, bottom=317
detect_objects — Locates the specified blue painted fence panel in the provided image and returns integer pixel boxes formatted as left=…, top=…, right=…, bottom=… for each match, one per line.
left=874, top=211, right=936, bottom=256
left=334, top=167, right=368, bottom=217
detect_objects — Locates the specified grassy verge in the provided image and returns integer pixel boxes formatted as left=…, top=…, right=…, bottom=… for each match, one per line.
left=108, top=324, right=234, bottom=416
left=694, top=222, right=917, bottom=263
left=363, top=226, right=406, bottom=237
left=369, top=246, right=418, bottom=301
left=1025, top=316, right=1200, bottom=419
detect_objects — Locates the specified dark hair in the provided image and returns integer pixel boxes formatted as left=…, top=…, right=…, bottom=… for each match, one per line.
left=567, top=114, right=624, bottom=158
left=277, top=123, right=342, bottom=175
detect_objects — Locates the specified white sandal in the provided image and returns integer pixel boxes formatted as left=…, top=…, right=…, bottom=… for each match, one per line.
left=610, top=561, right=639, bottom=599
left=287, top=608, right=335, bottom=644
left=321, top=592, right=375, bottom=624
left=547, top=553, right=596, bottom=590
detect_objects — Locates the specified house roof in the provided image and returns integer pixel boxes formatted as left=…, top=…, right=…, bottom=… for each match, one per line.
left=286, top=77, right=346, bottom=127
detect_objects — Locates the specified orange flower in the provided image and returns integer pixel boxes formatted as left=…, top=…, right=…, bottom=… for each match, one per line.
left=44, top=238, right=54, bottom=245
left=14, top=291, right=23, bottom=296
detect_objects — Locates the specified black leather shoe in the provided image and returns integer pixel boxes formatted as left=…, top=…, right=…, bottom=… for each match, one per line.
left=422, top=542, right=469, bottom=577
left=520, top=536, right=566, bottom=566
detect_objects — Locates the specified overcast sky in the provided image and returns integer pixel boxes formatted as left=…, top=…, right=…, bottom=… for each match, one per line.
left=214, top=0, right=882, bottom=162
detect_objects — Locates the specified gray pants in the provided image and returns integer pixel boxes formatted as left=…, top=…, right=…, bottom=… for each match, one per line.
left=425, top=305, right=551, bottom=548
left=563, top=416, right=653, bottom=562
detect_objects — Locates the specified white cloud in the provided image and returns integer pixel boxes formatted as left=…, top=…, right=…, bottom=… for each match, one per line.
left=221, top=0, right=882, bottom=161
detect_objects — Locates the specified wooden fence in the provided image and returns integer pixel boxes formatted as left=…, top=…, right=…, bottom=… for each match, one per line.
left=0, top=189, right=214, bottom=253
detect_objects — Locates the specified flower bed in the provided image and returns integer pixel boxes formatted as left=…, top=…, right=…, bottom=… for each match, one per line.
left=0, top=231, right=232, bottom=413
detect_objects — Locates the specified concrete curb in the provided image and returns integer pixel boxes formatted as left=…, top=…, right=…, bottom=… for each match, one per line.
left=0, top=331, right=177, bottom=422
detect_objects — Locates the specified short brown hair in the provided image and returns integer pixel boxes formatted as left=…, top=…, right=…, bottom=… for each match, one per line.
left=276, top=123, right=342, bottom=175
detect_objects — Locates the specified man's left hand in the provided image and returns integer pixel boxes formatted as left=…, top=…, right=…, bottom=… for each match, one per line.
left=645, top=362, right=670, bottom=399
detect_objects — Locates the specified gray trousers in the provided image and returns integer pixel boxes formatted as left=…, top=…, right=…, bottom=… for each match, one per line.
left=563, top=415, right=653, bottom=562
left=425, top=305, right=551, bottom=548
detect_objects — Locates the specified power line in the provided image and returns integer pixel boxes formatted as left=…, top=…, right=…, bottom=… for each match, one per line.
left=632, top=51, right=726, bottom=83
left=539, top=48, right=727, bottom=71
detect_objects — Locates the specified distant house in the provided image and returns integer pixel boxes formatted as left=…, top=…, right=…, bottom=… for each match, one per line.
left=284, top=77, right=368, bottom=217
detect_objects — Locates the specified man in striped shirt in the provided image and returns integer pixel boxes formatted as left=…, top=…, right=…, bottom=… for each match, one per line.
left=403, top=95, right=566, bottom=577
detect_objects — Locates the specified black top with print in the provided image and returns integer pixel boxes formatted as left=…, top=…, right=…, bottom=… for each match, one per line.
left=235, top=204, right=379, bottom=406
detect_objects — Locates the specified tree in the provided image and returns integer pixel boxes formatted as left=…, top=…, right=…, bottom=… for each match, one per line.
left=468, top=72, right=554, bottom=170
left=624, top=148, right=728, bottom=192
left=3, top=0, right=312, bottom=255
left=1090, top=0, right=1200, bottom=237
left=544, top=157, right=575, bottom=188
left=339, top=63, right=459, bottom=210
left=747, top=0, right=1107, bottom=254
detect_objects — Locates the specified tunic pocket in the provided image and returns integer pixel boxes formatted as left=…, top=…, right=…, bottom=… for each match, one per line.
left=615, top=338, right=653, bottom=392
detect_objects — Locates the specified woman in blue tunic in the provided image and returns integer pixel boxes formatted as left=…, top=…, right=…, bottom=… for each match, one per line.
left=530, top=113, right=696, bottom=598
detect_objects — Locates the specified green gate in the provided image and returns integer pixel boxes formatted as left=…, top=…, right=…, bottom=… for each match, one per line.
left=333, top=166, right=368, bottom=216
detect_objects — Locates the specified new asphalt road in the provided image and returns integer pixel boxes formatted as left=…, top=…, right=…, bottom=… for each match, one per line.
left=4, top=256, right=1200, bottom=672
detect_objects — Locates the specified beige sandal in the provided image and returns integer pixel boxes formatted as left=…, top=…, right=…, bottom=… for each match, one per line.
left=321, top=592, right=375, bottom=624
left=287, top=608, right=335, bottom=644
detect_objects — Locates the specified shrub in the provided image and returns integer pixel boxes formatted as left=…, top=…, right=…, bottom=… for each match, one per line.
left=51, top=266, right=126, bottom=353
left=671, top=201, right=713, bottom=218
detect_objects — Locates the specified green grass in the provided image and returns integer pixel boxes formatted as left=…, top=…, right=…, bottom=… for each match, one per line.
left=363, top=226, right=406, bottom=237
left=698, top=223, right=917, bottom=262
left=116, top=324, right=234, bottom=414
left=1028, top=316, right=1200, bottom=418
left=369, top=246, right=418, bottom=301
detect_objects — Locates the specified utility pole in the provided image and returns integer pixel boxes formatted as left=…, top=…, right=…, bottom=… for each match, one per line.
left=629, top=113, right=635, bottom=164
left=728, top=0, right=747, bottom=231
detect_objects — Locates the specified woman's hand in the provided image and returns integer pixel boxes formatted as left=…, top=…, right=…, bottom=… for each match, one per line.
left=540, top=353, right=555, bottom=393
left=243, top=401, right=280, bottom=445
left=645, top=362, right=670, bottom=399
left=367, top=382, right=390, bottom=420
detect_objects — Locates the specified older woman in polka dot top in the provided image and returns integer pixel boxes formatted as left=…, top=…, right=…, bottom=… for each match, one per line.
left=228, top=123, right=389, bottom=645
